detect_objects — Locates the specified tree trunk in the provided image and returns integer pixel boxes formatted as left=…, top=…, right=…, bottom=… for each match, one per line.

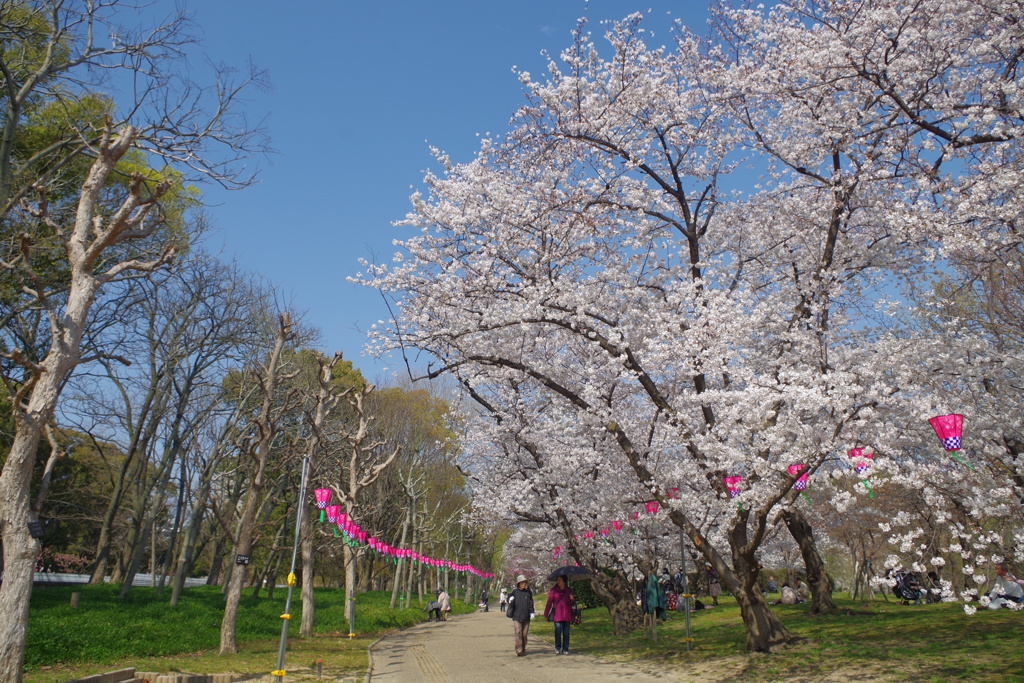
left=390, top=502, right=412, bottom=610
left=735, top=586, right=794, bottom=652
left=783, top=507, right=837, bottom=615
left=220, top=314, right=293, bottom=655
left=344, top=543, right=358, bottom=636
left=589, top=570, right=642, bottom=636
left=299, top=492, right=316, bottom=636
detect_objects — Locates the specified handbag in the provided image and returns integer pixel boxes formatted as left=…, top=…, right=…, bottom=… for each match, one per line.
left=546, top=611, right=554, bottom=622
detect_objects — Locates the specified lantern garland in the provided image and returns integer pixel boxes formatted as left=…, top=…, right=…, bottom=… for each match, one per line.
left=313, top=490, right=495, bottom=580
left=847, top=448, right=875, bottom=498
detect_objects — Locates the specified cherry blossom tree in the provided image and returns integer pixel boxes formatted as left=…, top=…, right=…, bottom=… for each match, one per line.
left=359, top=0, right=1024, bottom=644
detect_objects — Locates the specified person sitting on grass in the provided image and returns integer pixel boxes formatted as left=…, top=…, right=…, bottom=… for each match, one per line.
left=987, top=562, right=1024, bottom=609
left=794, top=577, right=810, bottom=603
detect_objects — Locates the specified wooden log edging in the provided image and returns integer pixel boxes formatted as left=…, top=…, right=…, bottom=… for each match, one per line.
left=65, top=668, right=236, bottom=683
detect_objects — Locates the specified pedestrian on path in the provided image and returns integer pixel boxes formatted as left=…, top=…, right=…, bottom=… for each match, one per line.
left=706, top=563, right=722, bottom=606
left=499, top=587, right=508, bottom=612
left=544, top=575, right=575, bottom=654
left=507, top=574, right=535, bottom=656
left=437, top=588, right=452, bottom=621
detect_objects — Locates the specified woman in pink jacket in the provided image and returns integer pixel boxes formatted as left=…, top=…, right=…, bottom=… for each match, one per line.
left=543, top=575, right=575, bottom=654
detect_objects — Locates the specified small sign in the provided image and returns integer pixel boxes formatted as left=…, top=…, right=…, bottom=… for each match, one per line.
left=235, top=554, right=251, bottom=566
left=27, top=521, right=44, bottom=539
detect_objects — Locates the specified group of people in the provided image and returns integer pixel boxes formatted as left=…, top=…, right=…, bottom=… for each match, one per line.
left=500, top=574, right=577, bottom=656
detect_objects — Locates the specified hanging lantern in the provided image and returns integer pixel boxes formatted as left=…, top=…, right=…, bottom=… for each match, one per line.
left=325, top=505, right=341, bottom=524
left=645, top=501, right=660, bottom=516
left=788, top=464, right=812, bottom=503
left=929, top=414, right=964, bottom=451
left=787, top=464, right=809, bottom=490
left=724, top=476, right=743, bottom=497
left=630, top=510, right=641, bottom=521
left=599, top=527, right=609, bottom=537
left=847, top=447, right=875, bottom=498
left=584, top=530, right=594, bottom=539
left=553, top=546, right=563, bottom=560
left=611, top=520, right=623, bottom=533
left=928, top=413, right=976, bottom=470
left=667, top=487, right=680, bottom=499
left=847, top=448, right=873, bottom=475
left=314, top=488, right=332, bottom=522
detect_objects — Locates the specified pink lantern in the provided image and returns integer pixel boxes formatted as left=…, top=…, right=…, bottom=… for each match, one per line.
left=314, top=488, right=332, bottom=522
left=645, top=501, right=660, bottom=516
left=584, top=530, right=594, bottom=539
left=611, top=520, right=623, bottom=533
left=325, top=505, right=341, bottom=524
left=724, top=476, right=743, bottom=497
left=787, top=464, right=809, bottom=491
left=553, top=546, right=562, bottom=560
left=667, top=487, right=680, bottom=499
left=929, top=414, right=964, bottom=451
left=630, top=510, right=640, bottom=521
left=847, top=447, right=874, bottom=474
left=600, top=528, right=609, bottom=537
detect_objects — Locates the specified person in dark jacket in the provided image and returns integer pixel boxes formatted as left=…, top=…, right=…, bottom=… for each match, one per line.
left=544, top=575, right=575, bottom=654
left=507, top=574, right=535, bottom=656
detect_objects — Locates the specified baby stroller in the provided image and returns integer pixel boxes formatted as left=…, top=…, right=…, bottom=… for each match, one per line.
left=891, top=569, right=923, bottom=604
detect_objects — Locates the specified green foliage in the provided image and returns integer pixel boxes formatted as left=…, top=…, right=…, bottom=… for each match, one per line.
left=24, top=586, right=475, bottom=671
left=568, top=578, right=600, bottom=610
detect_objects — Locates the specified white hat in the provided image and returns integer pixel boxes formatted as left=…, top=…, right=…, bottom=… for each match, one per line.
left=516, top=574, right=528, bottom=584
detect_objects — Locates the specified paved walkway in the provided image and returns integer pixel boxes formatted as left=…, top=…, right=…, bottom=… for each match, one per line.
left=367, top=611, right=672, bottom=682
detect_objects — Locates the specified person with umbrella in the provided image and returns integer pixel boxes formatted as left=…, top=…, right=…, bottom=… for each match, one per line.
left=544, top=574, right=576, bottom=654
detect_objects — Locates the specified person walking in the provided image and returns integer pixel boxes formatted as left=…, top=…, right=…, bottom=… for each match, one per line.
left=507, top=574, right=535, bottom=656
left=499, top=587, right=508, bottom=612
left=544, top=575, right=575, bottom=654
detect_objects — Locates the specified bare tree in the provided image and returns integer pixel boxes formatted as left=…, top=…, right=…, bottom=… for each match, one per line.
left=219, top=312, right=296, bottom=655
left=0, top=124, right=173, bottom=680
left=0, top=3, right=265, bottom=674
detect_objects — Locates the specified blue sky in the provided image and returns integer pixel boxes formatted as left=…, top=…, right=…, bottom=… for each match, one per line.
left=185, top=1, right=712, bottom=380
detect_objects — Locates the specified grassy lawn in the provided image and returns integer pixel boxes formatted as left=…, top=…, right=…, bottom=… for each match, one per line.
left=25, top=588, right=1024, bottom=682
left=527, top=595, right=1024, bottom=682
left=24, top=584, right=476, bottom=682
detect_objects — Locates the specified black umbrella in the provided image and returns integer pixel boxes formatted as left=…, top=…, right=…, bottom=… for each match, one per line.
left=547, top=565, right=592, bottom=581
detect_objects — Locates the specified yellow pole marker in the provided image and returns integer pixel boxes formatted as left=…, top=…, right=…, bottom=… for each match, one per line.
left=287, top=573, right=297, bottom=587
left=281, top=614, right=291, bottom=620
left=271, top=671, right=286, bottom=677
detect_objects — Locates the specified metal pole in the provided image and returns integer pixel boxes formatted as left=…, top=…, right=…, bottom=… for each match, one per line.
left=273, top=456, right=310, bottom=682
left=680, top=529, right=693, bottom=651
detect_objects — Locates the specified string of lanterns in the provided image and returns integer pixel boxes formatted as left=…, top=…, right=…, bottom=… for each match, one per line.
left=550, top=414, right=969, bottom=558
left=312, top=489, right=495, bottom=579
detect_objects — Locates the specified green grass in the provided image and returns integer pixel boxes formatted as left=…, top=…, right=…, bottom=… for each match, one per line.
left=24, top=584, right=475, bottom=682
left=26, top=589, right=1024, bottom=682
left=527, top=595, right=1024, bottom=682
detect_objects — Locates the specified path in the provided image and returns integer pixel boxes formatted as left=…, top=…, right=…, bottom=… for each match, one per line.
left=367, top=611, right=673, bottom=682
